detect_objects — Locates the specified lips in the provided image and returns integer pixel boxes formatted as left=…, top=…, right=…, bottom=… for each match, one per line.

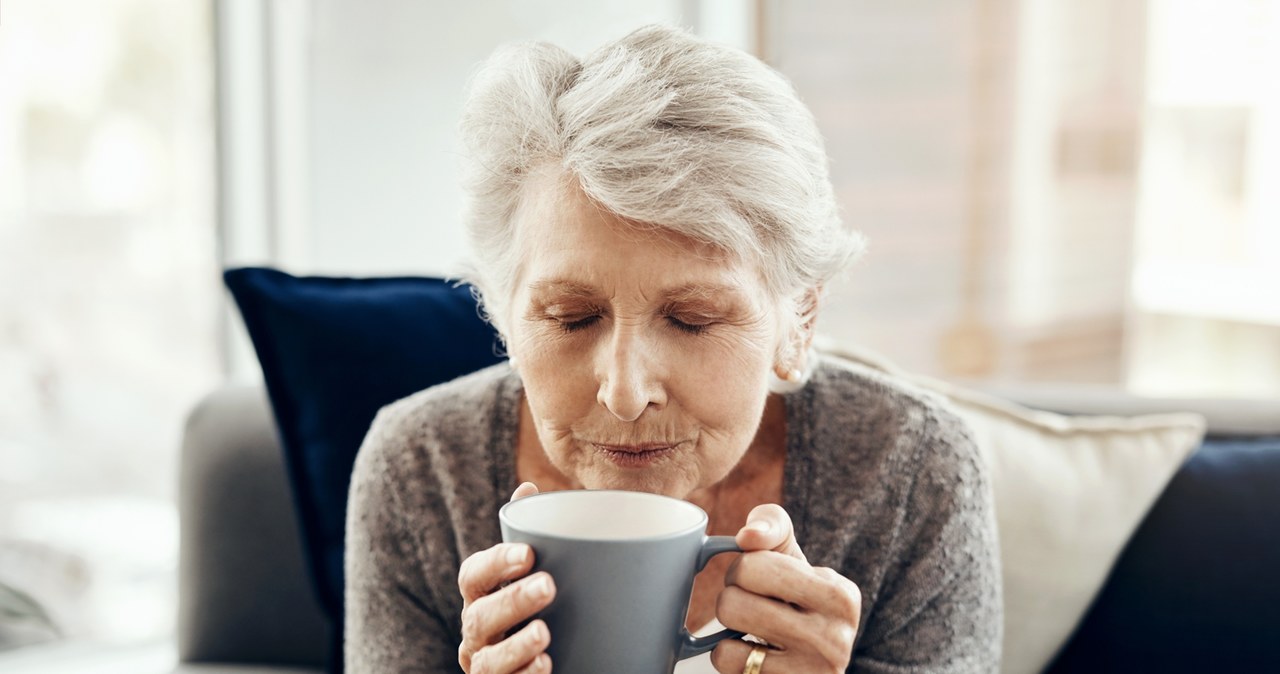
left=592, top=442, right=677, bottom=454
left=591, top=442, right=680, bottom=468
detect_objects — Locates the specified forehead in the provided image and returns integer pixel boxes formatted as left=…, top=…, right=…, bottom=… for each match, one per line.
left=512, top=168, right=767, bottom=299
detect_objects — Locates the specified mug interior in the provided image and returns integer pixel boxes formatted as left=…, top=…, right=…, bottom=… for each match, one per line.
left=502, top=490, right=706, bottom=540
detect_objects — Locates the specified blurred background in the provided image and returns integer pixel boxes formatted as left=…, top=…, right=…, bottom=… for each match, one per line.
left=1, top=0, right=1276, bottom=670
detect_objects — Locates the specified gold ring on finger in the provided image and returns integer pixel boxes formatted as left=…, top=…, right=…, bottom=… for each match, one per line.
left=742, top=644, right=767, bottom=674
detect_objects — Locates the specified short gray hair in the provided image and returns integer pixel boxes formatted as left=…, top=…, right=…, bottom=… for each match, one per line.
left=458, top=24, right=864, bottom=341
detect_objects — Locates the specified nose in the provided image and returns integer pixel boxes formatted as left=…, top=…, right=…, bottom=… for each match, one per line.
left=596, top=326, right=665, bottom=422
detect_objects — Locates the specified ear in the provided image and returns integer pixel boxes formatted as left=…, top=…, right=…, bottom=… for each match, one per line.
left=794, top=284, right=821, bottom=355
left=773, top=285, right=822, bottom=379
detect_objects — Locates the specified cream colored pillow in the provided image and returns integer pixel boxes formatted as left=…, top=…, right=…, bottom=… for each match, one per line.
left=815, top=338, right=1206, bottom=674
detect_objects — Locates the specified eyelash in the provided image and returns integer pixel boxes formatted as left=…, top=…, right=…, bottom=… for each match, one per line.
left=554, top=315, right=709, bottom=335
left=559, top=316, right=600, bottom=333
left=668, top=317, right=708, bottom=335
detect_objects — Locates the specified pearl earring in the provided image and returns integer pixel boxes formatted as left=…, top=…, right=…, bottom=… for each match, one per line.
left=769, top=362, right=806, bottom=394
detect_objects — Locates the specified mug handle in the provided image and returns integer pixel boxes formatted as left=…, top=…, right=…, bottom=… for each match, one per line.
left=676, top=535, right=746, bottom=660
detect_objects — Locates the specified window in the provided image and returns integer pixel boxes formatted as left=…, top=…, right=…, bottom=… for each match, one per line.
left=771, top=0, right=1280, bottom=397
left=1128, top=0, right=1280, bottom=397
left=0, top=0, right=216, bottom=658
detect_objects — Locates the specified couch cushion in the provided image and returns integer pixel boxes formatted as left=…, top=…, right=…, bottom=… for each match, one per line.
left=1046, top=434, right=1280, bottom=672
left=223, top=268, right=504, bottom=661
left=816, top=337, right=1206, bottom=674
left=179, top=385, right=328, bottom=668
left=944, top=383, right=1202, bottom=674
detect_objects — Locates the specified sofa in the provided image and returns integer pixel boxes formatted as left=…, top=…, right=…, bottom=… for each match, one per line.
left=177, top=268, right=1280, bottom=673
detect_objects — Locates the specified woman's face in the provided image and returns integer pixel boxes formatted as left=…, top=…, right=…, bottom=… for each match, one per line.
left=506, top=172, right=784, bottom=499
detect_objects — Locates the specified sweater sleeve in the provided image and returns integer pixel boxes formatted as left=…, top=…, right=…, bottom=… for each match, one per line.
left=344, top=410, right=461, bottom=673
left=850, top=411, right=1003, bottom=673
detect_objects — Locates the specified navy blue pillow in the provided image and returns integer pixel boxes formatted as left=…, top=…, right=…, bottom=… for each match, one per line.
left=224, top=268, right=504, bottom=669
left=1047, top=435, right=1280, bottom=672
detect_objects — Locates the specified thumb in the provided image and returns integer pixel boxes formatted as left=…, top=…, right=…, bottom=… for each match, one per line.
left=736, top=503, right=807, bottom=563
left=510, top=481, right=540, bottom=502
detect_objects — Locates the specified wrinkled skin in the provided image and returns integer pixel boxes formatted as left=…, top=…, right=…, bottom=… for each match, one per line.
left=457, top=171, right=861, bottom=673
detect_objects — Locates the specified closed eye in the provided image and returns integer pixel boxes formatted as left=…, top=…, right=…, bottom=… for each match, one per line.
left=667, top=316, right=709, bottom=335
left=558, top=315, right=601, bottom=333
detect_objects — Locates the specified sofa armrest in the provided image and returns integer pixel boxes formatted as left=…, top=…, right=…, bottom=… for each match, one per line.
left=813, top=335, right=1280, bottom=437
left=178, top=385, right=328, bottom=668
left=963, top=381, right=1280, bottom=437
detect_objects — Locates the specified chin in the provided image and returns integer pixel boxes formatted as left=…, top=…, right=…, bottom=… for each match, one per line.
left=581, top=465, right=695, bottom=499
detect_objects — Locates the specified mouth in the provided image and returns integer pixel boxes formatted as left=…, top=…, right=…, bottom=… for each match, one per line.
left=590, top=442, right=681, bottom=468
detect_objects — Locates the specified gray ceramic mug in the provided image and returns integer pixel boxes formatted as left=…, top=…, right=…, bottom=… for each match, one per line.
left=499, top=489, right=745, bottom=673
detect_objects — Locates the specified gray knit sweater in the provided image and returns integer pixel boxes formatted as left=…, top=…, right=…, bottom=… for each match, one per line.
left=345, top=355, right=1002, bottom=672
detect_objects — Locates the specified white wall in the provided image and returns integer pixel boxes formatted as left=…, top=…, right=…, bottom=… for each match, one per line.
left=301, top=0, right=689, bottom=277
left=218, top=0, right=769, bottom=277
left=219, top=0, right=770, bottom=376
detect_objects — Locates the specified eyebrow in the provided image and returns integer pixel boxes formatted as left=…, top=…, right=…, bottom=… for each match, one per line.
left=526, top=279, right=747, bottom=305
left=526, top=279, right=598, bottom=301
left=660, top=282, right=746, bottom=306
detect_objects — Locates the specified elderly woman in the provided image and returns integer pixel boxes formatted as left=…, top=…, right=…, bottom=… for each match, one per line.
left=345, top=25, right=1001, bottom=674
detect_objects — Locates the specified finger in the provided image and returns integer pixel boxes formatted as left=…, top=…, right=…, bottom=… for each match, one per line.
left=471, top=620, right=551, bottom=674
left=512, top=653, right=552, bottom=674
left=716, top=583, right=815, bottom=649
left=511, top=482, right=540, bottom=502
left=462, top=572, right=556, bottom=646
left=459, top=543, right=536, bottom=603
left=735, top=504, right=806, bottom=562
left=716, top=588, right=855, bottom=670
left=717, top=570, right=859, bottom=670
left=726, top=551, right=861, bottom=621
left=711, top=639, right=782, bottom=674
left=815, top=566, right=863, bottom=624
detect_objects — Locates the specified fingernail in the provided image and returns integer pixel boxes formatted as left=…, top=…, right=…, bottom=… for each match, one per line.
left=506, top=545, right=527, bottom=566
left=747, top=520, right=772, bottom=535
left=527, top=574, right=551, bottom=598
left=534, top=620, right=549, bottom=643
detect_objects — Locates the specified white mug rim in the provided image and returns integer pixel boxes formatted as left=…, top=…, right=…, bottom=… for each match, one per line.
left=499, top=489, right=709, bottom=542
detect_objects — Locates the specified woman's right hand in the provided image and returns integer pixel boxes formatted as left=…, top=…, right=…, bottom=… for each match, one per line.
left=458, top=482, right=556, bottom=673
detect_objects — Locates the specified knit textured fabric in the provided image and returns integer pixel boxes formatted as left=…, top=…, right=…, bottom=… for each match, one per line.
left=345, top=355, right=1002, bottom=672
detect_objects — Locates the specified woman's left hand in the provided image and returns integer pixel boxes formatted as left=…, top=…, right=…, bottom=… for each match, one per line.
left=711, top=504, right=862, bottom=674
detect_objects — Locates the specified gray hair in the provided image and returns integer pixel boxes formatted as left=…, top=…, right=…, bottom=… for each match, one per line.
left=458, top=24, right=864, bottom=350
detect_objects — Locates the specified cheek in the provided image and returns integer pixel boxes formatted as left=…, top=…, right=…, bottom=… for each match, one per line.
left=510, top=327, right=596, bottom=426
left=670, top=330, right=775, bottom=428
